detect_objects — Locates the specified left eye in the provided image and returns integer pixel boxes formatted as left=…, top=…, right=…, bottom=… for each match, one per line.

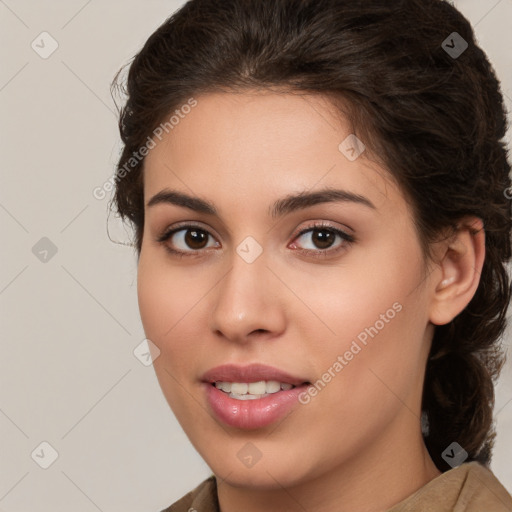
left=291, top=226, right=353, bottom=252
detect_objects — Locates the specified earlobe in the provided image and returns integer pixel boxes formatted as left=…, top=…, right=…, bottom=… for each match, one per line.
left=429, top=217, right=485, bottom=326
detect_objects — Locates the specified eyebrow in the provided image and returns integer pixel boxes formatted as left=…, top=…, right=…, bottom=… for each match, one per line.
left=146, top=187, right=376, bottom=219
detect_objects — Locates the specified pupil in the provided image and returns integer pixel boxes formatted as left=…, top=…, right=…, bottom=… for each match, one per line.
left=313, top=229, right=333, bottom=249
left=185, top=229, right=208, bottom=249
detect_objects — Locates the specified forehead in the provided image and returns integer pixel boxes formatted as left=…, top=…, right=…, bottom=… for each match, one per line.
left=142, top=90, right=403, bottom=214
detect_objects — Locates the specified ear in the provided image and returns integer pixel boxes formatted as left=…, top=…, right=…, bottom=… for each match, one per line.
left=429, top=217, right=485, bottom=326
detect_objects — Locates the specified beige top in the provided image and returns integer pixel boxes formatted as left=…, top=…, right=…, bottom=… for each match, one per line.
left=161, top=461, right=512, bottom=512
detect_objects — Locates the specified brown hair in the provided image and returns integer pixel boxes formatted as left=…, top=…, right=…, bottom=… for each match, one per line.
left=110, top=0, right=512, bottom=471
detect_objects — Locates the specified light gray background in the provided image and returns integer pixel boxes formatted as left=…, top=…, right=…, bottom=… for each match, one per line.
left=0, top=1, right=511, bottom=510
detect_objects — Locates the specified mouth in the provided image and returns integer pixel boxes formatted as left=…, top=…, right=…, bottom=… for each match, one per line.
left=201, top=362, right=311, bottom=421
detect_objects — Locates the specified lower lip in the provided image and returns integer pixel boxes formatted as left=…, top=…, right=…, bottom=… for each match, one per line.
left=204, top=383, right=308, bottom=430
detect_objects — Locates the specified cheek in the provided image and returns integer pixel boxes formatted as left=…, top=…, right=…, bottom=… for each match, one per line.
left=137, top=253, right=201, bottom=414
left=137, top=262, right=171, bottom=341
left=313, top=291, right=428, bottom=439
left=136, top=253, right=194, bottom=387
left=282, top=233, right=425, bottom=351
left=136, top=249, right=216, bottom=375
left=137, top=250, right=197, bottom=340
left=293, top=239, right=428, bottom=411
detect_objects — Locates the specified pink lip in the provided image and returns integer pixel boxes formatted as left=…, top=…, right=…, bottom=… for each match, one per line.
left=201, top=363, right=308, bottom=386
left=202, top=364, right=310, bottom=429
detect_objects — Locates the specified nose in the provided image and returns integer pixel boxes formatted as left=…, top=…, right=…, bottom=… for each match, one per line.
left=209, top=249, right=287, bottom=344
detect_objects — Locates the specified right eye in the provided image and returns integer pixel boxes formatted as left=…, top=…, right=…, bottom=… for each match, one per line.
left=157, top=224, right=221, bottom=256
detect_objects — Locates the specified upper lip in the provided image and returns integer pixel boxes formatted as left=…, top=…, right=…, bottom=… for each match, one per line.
left=202, top=363, right=309, bottom=386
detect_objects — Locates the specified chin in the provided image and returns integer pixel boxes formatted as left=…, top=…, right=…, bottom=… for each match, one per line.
left=200, top=443, right=317, bottom=490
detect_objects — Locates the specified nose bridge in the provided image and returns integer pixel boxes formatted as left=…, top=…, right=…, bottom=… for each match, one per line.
left=209, top=243, right=284, bottom=341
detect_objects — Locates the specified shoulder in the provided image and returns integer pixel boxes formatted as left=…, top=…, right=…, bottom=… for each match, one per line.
left=159, top=476, right=218, bottom=512
left=389, top=461, right=512, bottom=512
left=457, top=462, right=512, bottom=511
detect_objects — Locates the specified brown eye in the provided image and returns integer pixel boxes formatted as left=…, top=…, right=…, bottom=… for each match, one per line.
left=157, top=225, right=220, bottom=255
left=182, top=228, right=209, bottom=250
left=288, top=222, right=356, bottom=260
left=293, top=226, right=352, bottom=252
left=309, top=229, right=337, bottom=249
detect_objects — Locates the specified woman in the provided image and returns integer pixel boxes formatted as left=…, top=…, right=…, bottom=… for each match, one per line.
left=110, top=0, right=512, bottom=510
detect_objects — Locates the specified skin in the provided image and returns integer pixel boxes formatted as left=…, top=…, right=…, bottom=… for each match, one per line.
left=137, top=90, right=485, bottom=512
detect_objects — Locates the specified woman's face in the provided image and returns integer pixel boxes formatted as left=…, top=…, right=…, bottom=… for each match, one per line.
left=138, top=91, right=438, bottom=488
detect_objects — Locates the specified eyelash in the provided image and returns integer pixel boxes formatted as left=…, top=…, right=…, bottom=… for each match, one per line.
left=156, top=221, right=355, bottom=259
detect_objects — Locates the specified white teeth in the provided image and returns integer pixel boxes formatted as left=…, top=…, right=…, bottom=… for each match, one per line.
left=230, top=382, right=248, bottom=394
left=265, top=380, right=281, bottom=393
left=214, top=380, right=297, bottom=398
left=248, top=381, right=267, bottom=394
left=217, top=381, right=231, bottom=393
